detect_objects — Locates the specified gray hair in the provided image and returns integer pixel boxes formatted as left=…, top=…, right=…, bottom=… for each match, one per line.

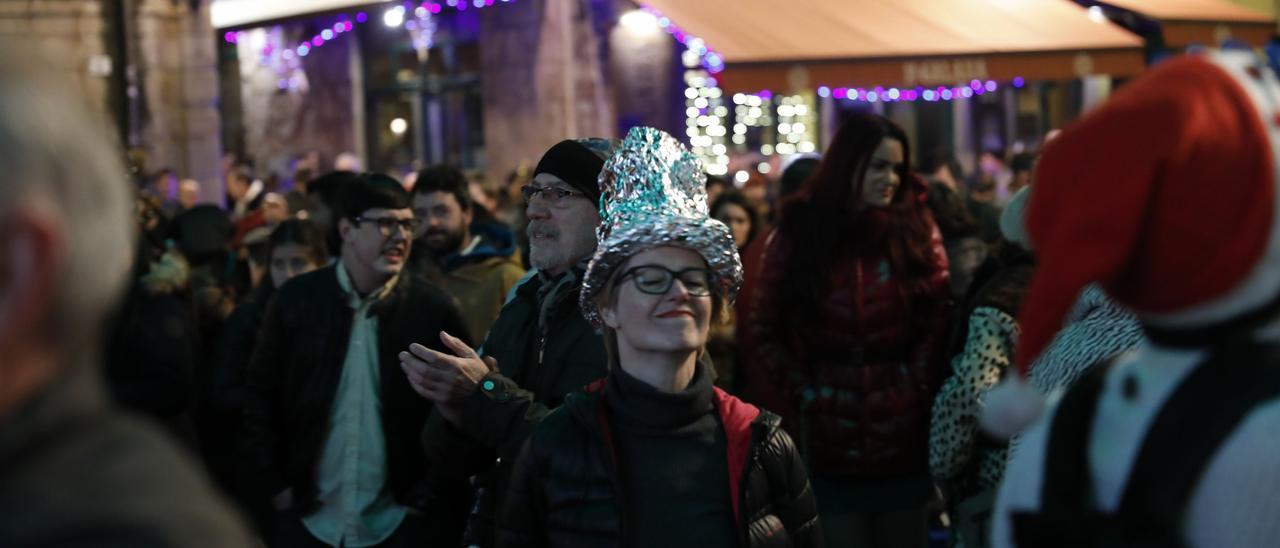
left=0, top=42, right=134, bottom=348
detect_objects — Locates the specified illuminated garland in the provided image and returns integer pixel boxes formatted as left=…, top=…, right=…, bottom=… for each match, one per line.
left=223, top=0, right=517, bottom=58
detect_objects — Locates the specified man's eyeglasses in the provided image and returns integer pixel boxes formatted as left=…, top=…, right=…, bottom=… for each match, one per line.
left=615, top=265, right=714, bottom=297
left=521, top=184, right=586, bottom=206
left=352, top=216, right=419, bottom=237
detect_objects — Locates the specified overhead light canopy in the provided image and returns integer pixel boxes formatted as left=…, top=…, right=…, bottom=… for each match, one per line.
left=211, top=0, right=382, bottom=30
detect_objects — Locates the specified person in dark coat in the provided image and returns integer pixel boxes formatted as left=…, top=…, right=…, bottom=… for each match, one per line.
left=306, top=170, right=360, bottom=262
left=497, top=127, right=822, bottom=548
left=227, top=164, right=265, bottom=222
left=409, top=165, right=526, bottom=342
left=241, top=175, right=473, bottom=547
left=104, top=241, right=200, bottom=450
left=930, top=187, right=1035, bottom=548
left=210, top=219, right=328, bottom=536
left=707, top=190, right=763, bottom=391
left=741, top=114, right=952, bottom=548
left=400, top=138, right=616, bottom=546
left=0, top=40, right=254, bottom=546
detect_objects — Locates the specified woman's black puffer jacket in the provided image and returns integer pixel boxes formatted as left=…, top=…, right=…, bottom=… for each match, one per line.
left=497, top=379, right=824, bottom=548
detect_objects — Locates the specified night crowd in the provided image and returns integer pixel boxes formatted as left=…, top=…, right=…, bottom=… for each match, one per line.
left=4, top=40, right=1280, bottom=548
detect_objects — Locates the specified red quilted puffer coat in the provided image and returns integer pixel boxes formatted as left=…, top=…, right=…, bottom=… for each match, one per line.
left=741, top=223, right=951, bottom=477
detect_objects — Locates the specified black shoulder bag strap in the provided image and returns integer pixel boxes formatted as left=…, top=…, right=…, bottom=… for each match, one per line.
left=1011, top=361, right=1113, bottom=547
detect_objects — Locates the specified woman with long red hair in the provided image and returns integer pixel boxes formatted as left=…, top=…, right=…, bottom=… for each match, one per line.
left=741, top=113, right=951, bottom=548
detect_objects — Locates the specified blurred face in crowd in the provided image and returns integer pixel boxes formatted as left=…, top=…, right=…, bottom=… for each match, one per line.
left=178, top=179, right=200, bottom=210
left=857, top=137, right=904, bottom=210
left=339, top=207, right=415, bottom=288
left=600, top=246, right=713, bottom=357
left=310, top=201, right=333, bottom=233
left=525, top=173, right=599, bottom=275
left=947, top=236, right=988, bottom=298
left=262, top=193, right=289, bottom=225
left=742, top=178, right=767, bottom=207
left=226, top=175, right=249, bottom=201
left=153, top=171, right=175, bottom=198
left=706, top=180, right=726, bottom=206
left=930, top=165, right=958, bottom=192
left=980, top=152, right=1004, bottom=177
left=413, top=190, right=472, bottom=255
left=269, top=244, right=323, bottom=289
left=713, top=202, right=752, bottom=248
left=1011, top=170, right=1033, bottom=196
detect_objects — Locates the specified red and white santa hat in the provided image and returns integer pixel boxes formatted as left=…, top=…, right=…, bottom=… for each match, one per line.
left=984, top=49, right=1280, bottom=437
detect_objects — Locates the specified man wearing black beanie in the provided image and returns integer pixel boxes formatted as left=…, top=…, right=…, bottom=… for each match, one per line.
left=404, top=138, right=616, bottom=546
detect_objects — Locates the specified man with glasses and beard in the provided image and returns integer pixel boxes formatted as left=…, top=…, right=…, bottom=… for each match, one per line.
left=401, top=139, right=615, bottom=546
left=409, top=165, right=526, bottom=343
left=242, top=174, right=472, bottom=547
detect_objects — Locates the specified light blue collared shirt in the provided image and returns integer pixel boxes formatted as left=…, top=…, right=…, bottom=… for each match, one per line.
left=302, top=263, right=407, bottom=547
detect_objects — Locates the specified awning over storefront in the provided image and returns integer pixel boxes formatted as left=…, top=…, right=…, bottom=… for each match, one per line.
left=211, top=0, right=382, bottom=29
left=1095, top=0, right=1275, bottom=48
left=641, top=0, right=1147, bottom=94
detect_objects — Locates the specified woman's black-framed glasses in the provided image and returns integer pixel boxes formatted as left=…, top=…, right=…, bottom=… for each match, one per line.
left=352, top=216, right=419, bottom=237
left=521, top=184, right=585, bottom=206
left=615, top=265, right=714, bottom=297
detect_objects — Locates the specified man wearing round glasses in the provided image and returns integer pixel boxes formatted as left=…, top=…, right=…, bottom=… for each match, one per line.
left=243, top=174, right=472, bottom=547
left=403, top=138, right=616, bottom=545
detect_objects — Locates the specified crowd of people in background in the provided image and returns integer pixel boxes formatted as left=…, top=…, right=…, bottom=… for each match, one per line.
left=110, top=107, right=1055, bottom=548
left=11, top=37, right=1280, bottom=548
left=112, top=95, right=1053, bottom=541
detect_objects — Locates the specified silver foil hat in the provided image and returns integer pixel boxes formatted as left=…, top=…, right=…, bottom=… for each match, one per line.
left=580, top=126, right=744, bottom=328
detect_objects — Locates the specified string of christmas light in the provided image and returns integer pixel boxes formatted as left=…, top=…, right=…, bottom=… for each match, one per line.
left=223, top=0, right=518, bottom=59
left=637, top=4, right=724, bottom=74
left=731, top=92, right=773, bottom=156
left=775, top=94, right=817, bottom=156
left=812, top=76, right=1027, bottom=103
left=633, top=4, right=728, bottom=173
left=684, top=59, right=730, bottom=176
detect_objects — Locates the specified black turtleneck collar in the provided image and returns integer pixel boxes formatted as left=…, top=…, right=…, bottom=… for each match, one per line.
left=606, top=360, right=715, bottom=430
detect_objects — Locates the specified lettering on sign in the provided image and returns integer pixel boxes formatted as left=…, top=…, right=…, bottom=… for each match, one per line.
left=902, top=58, right=989, bottom=86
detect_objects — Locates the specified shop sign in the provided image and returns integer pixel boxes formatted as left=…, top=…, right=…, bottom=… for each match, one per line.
left=903, top=58, right=989, bottom=86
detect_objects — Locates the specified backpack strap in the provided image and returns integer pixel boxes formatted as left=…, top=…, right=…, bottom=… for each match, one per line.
left=1116, top=341, right=1280, bottom=536
left=1011, top=361, right=1115, bottom=547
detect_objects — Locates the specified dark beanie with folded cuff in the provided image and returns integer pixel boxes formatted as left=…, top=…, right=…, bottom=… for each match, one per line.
left=533, top=138, right=616, bottom=205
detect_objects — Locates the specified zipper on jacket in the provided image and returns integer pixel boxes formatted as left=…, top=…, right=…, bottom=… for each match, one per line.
left=739, top=423, right=765, bottom=546
left=537, top=334, right=546, bottom=366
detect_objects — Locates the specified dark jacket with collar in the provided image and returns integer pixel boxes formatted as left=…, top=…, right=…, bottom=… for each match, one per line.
left=0, top=366, right=255, bottom=547
left=497, top=379, right=824, bottom=548
left=421, top=267, right=608, bottom=541
left=241, top=264, right=472, bottom=516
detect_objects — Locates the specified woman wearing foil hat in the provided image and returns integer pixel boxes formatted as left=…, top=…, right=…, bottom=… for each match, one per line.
left=497, top=127, right=823, bottom=548
left=741, top=114, right=951, bottom=548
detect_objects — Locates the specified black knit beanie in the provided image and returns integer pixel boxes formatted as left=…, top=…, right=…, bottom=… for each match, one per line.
left=533, top=138, right=614, bottom=205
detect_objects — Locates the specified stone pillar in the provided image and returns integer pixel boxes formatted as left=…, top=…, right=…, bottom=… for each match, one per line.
left=178, top=1, right=223, bottom=203
left=0, top=0, right=225, bottom=201
left=132, top=0, right=223, bottom=202
left=608, top=7, right=679, bottom=137
left=478, top=0, right=615, bottom=187
left=0, top=1, right=112, bottom=134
